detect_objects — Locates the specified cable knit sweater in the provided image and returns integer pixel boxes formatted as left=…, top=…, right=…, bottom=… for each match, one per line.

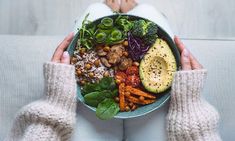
left=5, top=62, right=77, bottom=141
left=5, top=62, right=221, bottom=141
left=167, top=70, right=221, bottom=141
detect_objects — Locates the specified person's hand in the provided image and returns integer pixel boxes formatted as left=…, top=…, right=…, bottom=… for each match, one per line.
left=51, top=32, right=74, bottom=64
left=174, top=36, right=203, bottom=70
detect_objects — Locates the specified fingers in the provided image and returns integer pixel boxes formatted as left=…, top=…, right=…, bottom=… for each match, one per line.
left=106, top=0, right=120, bottom=12
left=175, top=36, right=191, bottom=70
left=61, top=51, right=70, bottom=64
left=181, top=49, right=191, bottom=70
left=175, top=35, right=203, bottom=70
left=51, top=32, right=74, bottom=63
left=190, top=54, right=203, bottom=70
left=174, top=36, right=185, bottom=53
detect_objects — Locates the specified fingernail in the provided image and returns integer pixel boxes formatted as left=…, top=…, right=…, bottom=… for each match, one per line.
left=63, top=51, right=69, bottom=58
left=183, top=49, right=189, bottom=57
left=69, top=32, right=74, bottom=36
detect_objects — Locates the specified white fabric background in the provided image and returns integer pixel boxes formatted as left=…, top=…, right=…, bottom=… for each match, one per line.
left=1, top=0, right=235, bottom=39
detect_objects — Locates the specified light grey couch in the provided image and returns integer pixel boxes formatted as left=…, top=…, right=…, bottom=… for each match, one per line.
left=0, top=35, right=234, bottom=141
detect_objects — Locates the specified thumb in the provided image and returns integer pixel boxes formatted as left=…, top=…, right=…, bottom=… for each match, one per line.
left=61, top=51, right=70, bottom=64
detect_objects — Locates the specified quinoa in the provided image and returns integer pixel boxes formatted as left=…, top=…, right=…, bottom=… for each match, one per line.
left=73, top=50, right=114, bottom=84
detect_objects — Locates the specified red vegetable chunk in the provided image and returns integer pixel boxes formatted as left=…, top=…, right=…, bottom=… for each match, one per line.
left=126, top=75, right=140, bottom=87
left=126, top=66, right=139, bottom=75
left=115, top=72, right=127, bottom=84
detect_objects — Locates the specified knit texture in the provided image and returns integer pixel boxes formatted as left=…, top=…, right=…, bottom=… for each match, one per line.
left=5, top=63, right=222, bottom=141
left=5, top=62, right=77, bottom=141
left=167, top=70, right=222, bottom=141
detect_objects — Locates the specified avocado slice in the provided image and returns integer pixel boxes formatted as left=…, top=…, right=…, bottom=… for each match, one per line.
left=139, top=38, right=177, bottom=94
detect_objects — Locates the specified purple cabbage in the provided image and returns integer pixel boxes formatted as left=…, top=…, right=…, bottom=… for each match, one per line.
left=127, top=32, right=150, bottom=61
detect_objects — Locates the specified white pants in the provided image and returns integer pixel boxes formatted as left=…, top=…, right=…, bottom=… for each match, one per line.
left=73, top=3, right=174, bottom=39
left=72, top=3, right=171, bottom=141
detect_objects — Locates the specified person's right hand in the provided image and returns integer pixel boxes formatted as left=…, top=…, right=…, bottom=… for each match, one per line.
left=174, top=36, right=203, bottom=70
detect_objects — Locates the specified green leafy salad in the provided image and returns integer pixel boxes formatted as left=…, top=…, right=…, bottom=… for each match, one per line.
left=71, top=13, right=177, bottom=120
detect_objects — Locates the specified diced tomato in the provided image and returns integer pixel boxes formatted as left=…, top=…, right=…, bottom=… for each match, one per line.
left=115, top=71, right=127, bottom=84
left=126, top=66, right=139, bottom=75
left=126, top=75, right=140, bottom=87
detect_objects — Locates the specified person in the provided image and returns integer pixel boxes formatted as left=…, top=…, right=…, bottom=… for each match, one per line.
left=5, top=0, right=222, bottom=141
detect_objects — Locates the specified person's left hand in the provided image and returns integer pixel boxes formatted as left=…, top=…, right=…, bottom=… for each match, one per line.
left=174, top=36, right=203, bottom=70
left=51, top=32, right=74, bottom=64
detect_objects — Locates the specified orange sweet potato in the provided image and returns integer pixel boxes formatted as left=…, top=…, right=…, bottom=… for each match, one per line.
left=126, top=95, right=156, bottom=105
left=119, top=83, right=126, bottom=111
left=125, top=86, right=156, bottom=99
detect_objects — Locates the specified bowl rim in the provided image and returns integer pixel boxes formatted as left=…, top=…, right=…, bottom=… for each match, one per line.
left=67, top=14, right=180, bottom=119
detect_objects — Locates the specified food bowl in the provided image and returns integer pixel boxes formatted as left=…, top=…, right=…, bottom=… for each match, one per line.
left=67, top=14, right=180, bottom=119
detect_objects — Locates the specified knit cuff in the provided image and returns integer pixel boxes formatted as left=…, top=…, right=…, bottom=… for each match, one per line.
left=170, top=69, right=207, bottom=104
left=43, top=62, right=77, bottom=111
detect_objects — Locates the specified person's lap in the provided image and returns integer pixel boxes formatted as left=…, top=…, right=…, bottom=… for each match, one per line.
left=71, top=102, right=123, bottom=141
left=74, top=3, right=174, bottom=38
left=73, top=3, right=113, bottom=33
left=127, top=4, right=174, bottom=39
left=72, top=2, right=172, bottom=140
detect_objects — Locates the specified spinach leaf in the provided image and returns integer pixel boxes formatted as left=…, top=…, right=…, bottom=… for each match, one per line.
left=96, top=99, right=120, bottom=120
left=101, top=90, right=113, bottom=98
left=82, top=77, right=116, bottom=96
left=111, top=89, right=118, bottom=97
left=81, top=83, right=101, bottom=96
left=84, top=90, right=116, bottom=107
left=84, top=91, right=106, bottom=107
left=99, top=77, right=116, bottom=90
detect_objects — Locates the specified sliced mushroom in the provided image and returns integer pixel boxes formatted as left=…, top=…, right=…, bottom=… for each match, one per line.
left=119, top=57, right=133, bottom=70
left=100, top=57, right=112, bottom=68
left=110, top=44, right=124, bottom=56
left=107, top=52, right=121, bottom=64
left=97, top=49, right=107, bottom=56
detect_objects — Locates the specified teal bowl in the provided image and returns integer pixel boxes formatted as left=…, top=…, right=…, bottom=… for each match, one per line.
left=67, top=14, right=180, bottom=119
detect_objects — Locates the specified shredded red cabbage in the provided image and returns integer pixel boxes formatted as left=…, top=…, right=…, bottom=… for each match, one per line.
left=127, top=32, right=150, bottom=61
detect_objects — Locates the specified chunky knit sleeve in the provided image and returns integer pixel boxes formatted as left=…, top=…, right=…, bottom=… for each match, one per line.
left=5, top=62, right=77, bottom=141
left=167, top=70, right=222, bottom=141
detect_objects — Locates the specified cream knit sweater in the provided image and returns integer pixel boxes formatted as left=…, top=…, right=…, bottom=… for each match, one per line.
left=5, top=62, right=221, bottom=141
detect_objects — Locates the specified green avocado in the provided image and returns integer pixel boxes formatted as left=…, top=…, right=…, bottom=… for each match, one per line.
left=139, top=38, right=177, bottom=94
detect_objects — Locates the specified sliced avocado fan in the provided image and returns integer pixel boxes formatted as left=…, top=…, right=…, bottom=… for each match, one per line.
left=139, top=38, right=177, bottom=94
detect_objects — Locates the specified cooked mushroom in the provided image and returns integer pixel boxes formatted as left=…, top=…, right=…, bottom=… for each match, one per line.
left=107, top=52, right=121, bottom=64
left=110, top=44, right=124, bottom=56
left=123, top=51, right=129, bottom=57
left=119, top=57, right=133, bottom=70
left=97, top=49, right=107, bottom=56
left=100, top=57, right=112, bottom=68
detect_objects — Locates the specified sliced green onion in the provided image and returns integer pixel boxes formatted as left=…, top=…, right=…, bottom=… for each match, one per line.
left=95, top=32, right=107, bottom=43
left=101, top=17, right=113, bottom=28
left=109, top=29, right=122, bottom=41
